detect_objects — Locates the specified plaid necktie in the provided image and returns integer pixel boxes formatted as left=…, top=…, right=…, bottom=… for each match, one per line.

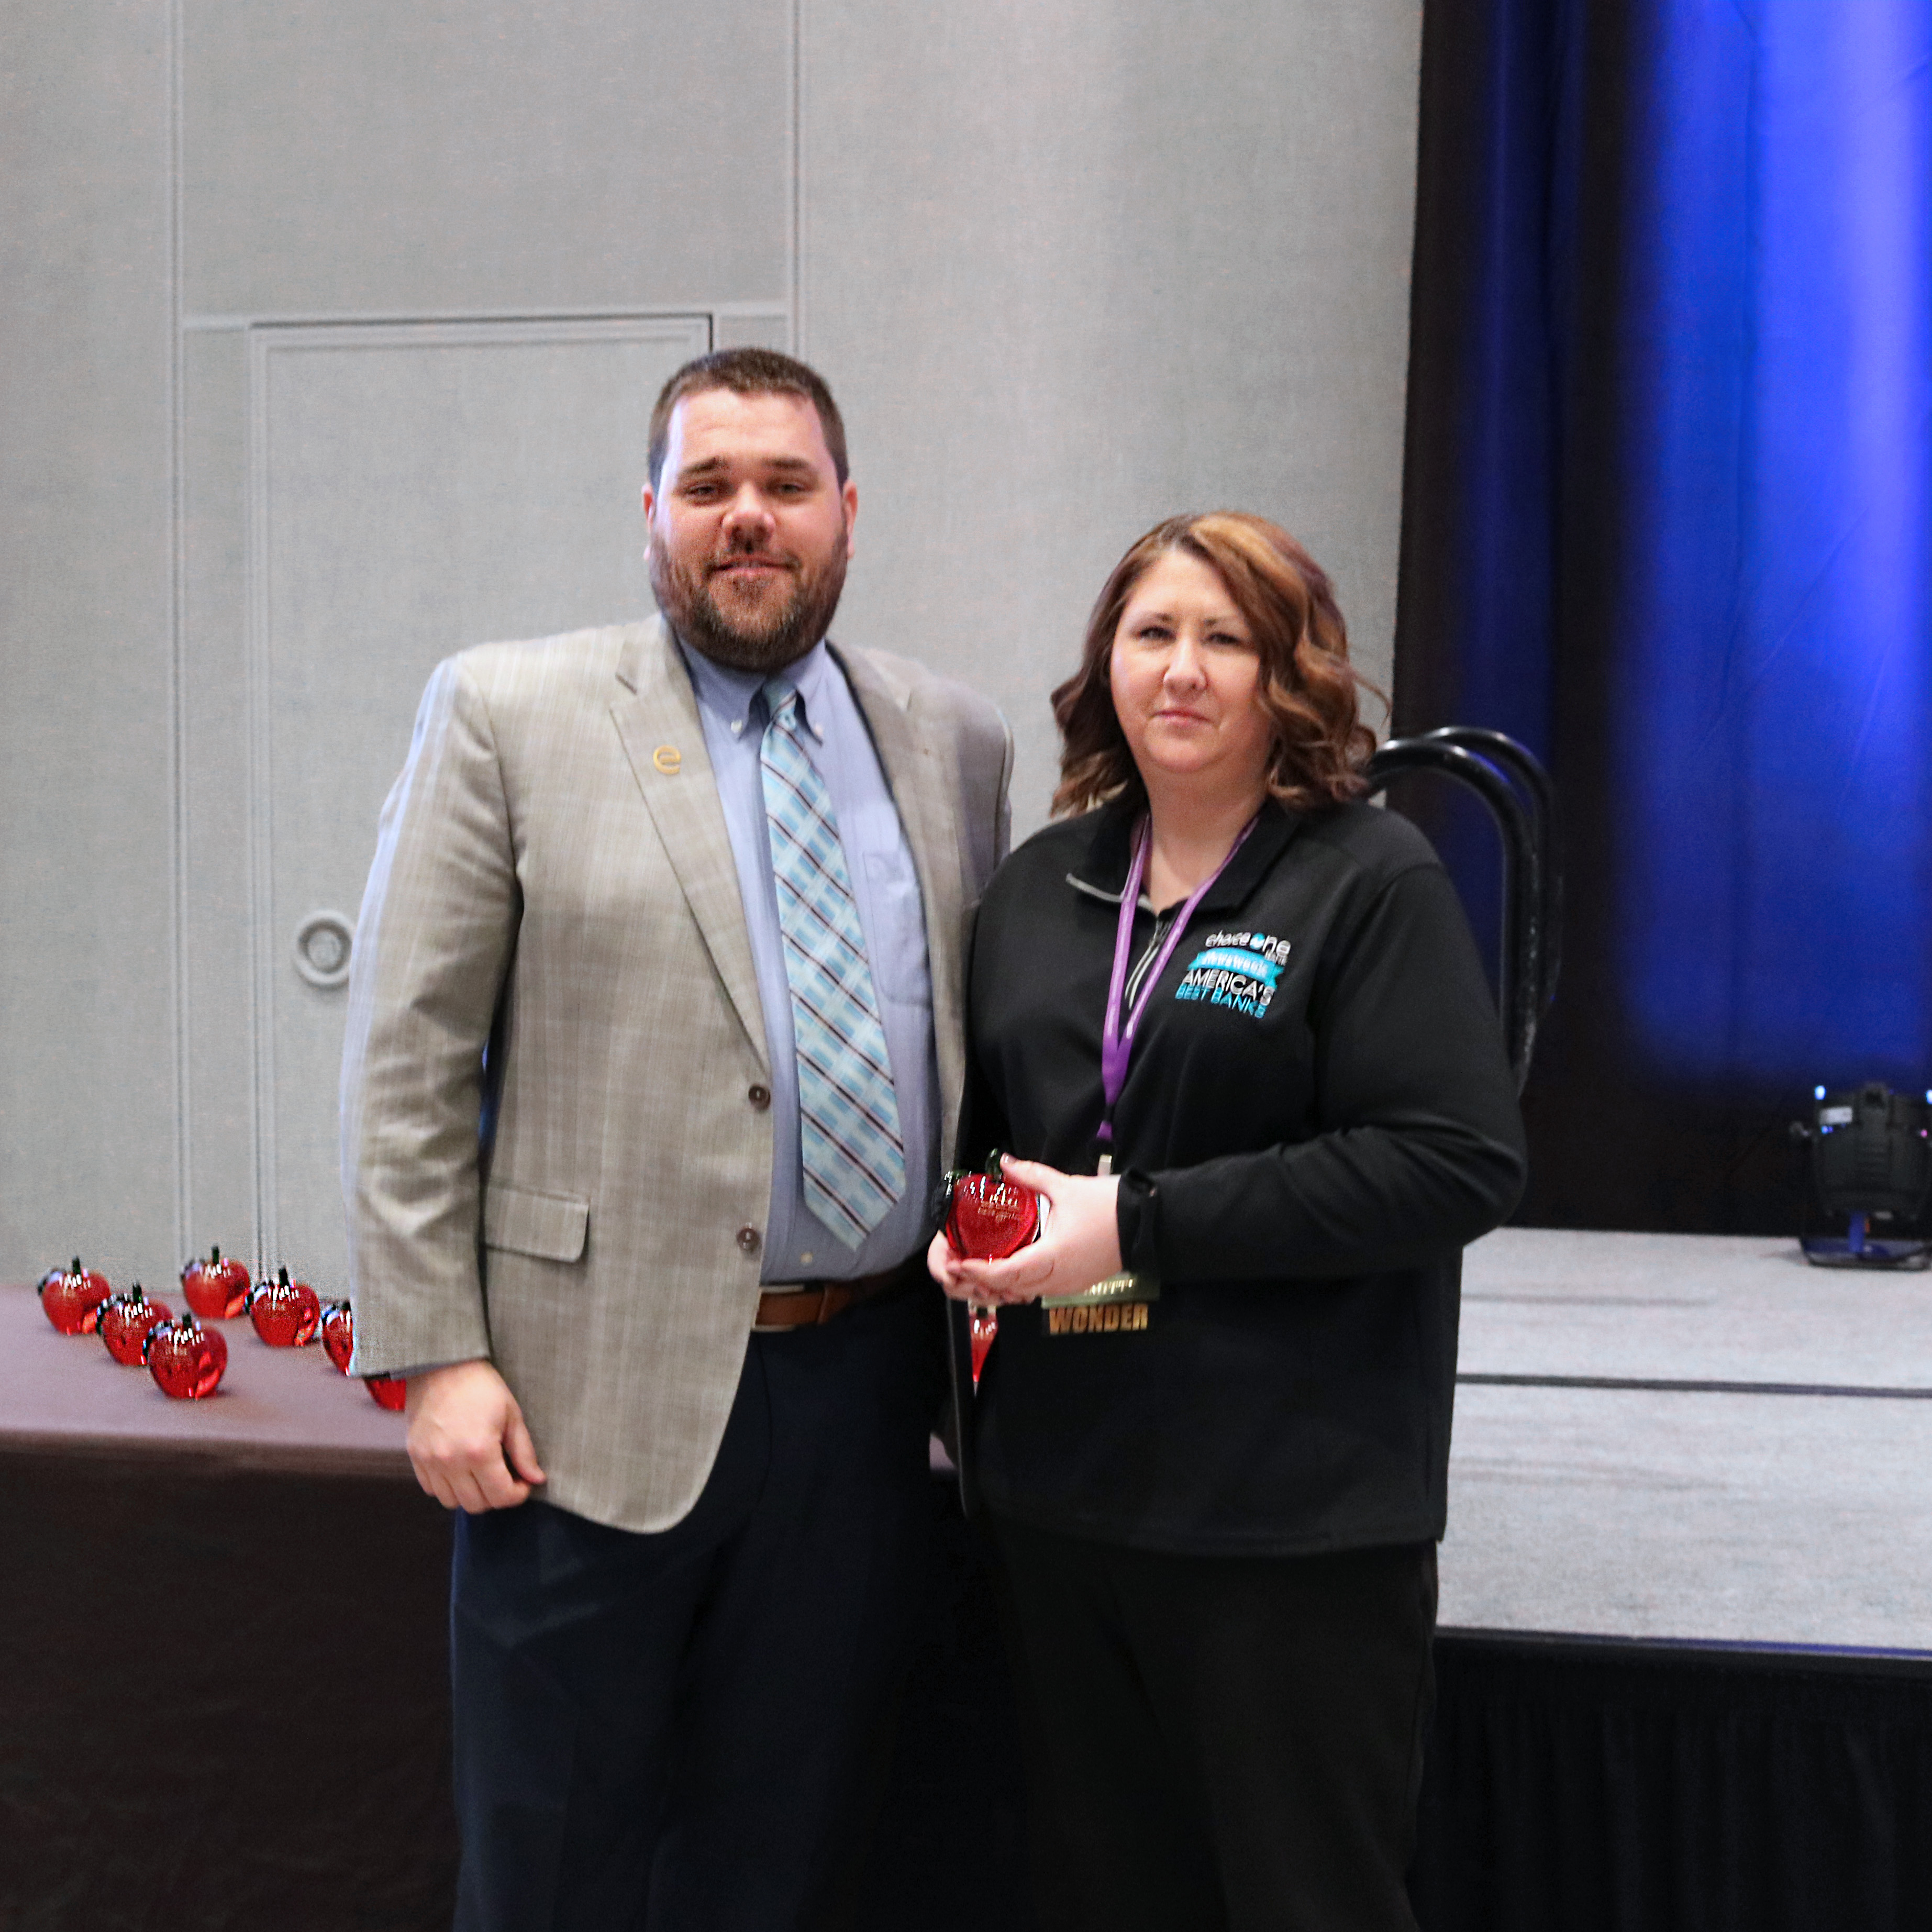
left=759, top=680, right=906, bottom=1246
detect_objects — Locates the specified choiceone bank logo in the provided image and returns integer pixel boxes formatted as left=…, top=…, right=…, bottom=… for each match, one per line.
left=1173, top=930, right=1291, bottom=1019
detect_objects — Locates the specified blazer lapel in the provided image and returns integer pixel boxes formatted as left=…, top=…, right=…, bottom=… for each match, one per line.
left=611, top=617, right=768, bottom=1068
left=834, top=644, right=969, bottom=1125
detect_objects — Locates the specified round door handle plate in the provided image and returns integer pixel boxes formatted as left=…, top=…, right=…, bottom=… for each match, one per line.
left=293, top=911, right=355, bottom=990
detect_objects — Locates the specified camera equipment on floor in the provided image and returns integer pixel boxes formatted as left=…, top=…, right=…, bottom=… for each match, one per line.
left=1791, top=1081, right=1932, bottom=1268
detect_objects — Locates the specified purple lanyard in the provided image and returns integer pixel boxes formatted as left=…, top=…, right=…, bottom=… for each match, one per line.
left=1096, top=813, right=1257, bottom=1152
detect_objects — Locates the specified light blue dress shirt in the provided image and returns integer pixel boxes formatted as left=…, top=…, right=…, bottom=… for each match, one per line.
left=680, top=637, right=939, bottom=1281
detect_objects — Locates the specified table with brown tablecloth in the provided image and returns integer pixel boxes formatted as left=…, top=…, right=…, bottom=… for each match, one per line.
left=0, top=1280, right=459, bottom=1931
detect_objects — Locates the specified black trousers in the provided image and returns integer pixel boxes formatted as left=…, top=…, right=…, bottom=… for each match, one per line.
left=449, top=1287, right=941, bottom=1932
left=990, top=1516, right=1437, bottom=1932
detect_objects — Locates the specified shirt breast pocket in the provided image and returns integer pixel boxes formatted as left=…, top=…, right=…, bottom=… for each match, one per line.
left=862, top=844, right=932, bottom=1010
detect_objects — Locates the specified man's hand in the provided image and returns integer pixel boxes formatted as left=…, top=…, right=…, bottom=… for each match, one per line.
left=927, top=1154, right=1123, bottom=1306
left=405, top=1359, right=547, bottom=1513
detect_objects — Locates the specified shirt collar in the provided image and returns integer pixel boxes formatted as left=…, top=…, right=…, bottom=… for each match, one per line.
left=676, top=633, right=834, bottom=743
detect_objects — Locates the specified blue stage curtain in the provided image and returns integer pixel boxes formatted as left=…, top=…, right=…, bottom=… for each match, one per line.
left=1397, top=0, right=1932, bottom=1230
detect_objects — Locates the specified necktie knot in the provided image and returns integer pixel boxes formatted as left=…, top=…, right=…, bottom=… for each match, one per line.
left=761, top=679, right=801, bottom=735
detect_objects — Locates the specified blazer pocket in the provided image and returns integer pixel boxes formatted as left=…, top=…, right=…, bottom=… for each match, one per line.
left=483, top=1180, right=590, bottom=1262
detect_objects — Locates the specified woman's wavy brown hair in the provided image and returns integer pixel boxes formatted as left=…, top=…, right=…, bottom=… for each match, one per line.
left=1051, top=512, right=1381, bottom=818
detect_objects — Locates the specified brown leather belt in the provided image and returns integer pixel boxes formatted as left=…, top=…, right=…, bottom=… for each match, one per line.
left=752, top=1254, right=924, bottom=1333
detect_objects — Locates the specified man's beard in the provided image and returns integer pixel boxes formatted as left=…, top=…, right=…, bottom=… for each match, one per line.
left=649, top=527, right=849, bottom=675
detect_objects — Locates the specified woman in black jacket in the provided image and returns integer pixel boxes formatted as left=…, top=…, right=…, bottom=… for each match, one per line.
left=929, top=512, right=1526, bottom=1932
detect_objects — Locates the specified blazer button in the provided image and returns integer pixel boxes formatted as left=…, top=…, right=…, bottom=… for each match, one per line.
left=737, top=1226, right=762, bottom=1256
left=747, top=1084, right=771, bottom=1110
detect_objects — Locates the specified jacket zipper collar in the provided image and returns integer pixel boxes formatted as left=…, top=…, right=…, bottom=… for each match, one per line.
left=1064, top=795, right=1305, bottom=914
left=1066, top=872, right=1146, bottom=909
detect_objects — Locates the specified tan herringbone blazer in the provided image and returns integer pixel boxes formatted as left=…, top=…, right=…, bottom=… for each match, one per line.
left=340, top=616, right=1012, bottom=1531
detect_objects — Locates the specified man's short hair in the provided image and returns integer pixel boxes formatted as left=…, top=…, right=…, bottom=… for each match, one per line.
left=647, top=348, right=849, bottom=490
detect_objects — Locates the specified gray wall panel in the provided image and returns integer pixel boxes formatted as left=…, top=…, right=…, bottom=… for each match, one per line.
left=181, top=327, right=256, bottom=1258
left=5, top=0, right=1423, bottom=1287
left=0, top=1, right=178, bottom=1283
left=182, top=0, right=792, bottom=319
left=801, top=0, right=1419, bottom=833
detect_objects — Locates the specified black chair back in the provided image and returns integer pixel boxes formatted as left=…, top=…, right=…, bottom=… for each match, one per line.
left=1362, top=728, right=1561, bottom=1091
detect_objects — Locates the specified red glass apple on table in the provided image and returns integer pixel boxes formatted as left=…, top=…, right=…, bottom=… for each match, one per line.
left=317, top=1297, right=403, bottom=1406
left=319, top=1300, right=355, bottom=1374
left=39, top=1257, right=114, bottom=1336
left=98, top=1283, right=172, bottom=1365
left=146, top=1313, right=228, bottom=1400
left=180, top=1246, right=251, bottom=1320
left=250, top=1267, right=321, bottom=1347
left=365, top=1374, right=407, bottom=1412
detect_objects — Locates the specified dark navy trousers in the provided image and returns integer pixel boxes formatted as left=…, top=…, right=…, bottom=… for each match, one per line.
left=991, top=1519, right=1437, bottom=1932
left=449, top=1286, right=941, bottom=1932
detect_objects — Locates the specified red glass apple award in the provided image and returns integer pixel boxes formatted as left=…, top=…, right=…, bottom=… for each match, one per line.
left=99, top=1283, right=172, bottom=1365
left=180, top=1246, right=251, bottom=1320
left=146, top=1313, right=228, bottom=1400
left=39, top=1257, right=113, bottom=1336
left=943, top=1152, right=1049, bottom=1390
left=943, top=1152, right=1042, bottom=1260
left=365, top=1374, right=407, bottom=1412
left=249, top=1267, right=321, bottom=1348
left=320, top=1300, right=354, bottom=1374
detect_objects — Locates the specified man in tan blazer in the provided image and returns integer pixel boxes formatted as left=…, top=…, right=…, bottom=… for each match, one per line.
left=341, top=348, right=1011, bottom=1930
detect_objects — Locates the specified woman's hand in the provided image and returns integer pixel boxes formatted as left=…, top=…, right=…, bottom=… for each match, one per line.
left=927, top=1154, right=1123, bottom=1306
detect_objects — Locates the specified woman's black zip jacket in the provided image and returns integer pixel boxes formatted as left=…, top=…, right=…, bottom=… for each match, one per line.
left=948, top=792, right=1528, bottom=1557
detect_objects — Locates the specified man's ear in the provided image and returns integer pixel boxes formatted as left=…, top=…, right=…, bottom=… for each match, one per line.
left=842, top=478, right=859, bottom=558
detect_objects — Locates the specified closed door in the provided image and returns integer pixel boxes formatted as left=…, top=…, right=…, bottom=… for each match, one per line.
left=251, top=314, right=709, bottom=1289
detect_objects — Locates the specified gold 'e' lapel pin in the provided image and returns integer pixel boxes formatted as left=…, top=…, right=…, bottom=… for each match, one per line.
left=652, top=745, right=682, bottom=776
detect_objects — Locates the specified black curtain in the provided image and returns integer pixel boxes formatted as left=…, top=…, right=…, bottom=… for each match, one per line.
left=1412, top=1636, right=1932, bottom=1931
